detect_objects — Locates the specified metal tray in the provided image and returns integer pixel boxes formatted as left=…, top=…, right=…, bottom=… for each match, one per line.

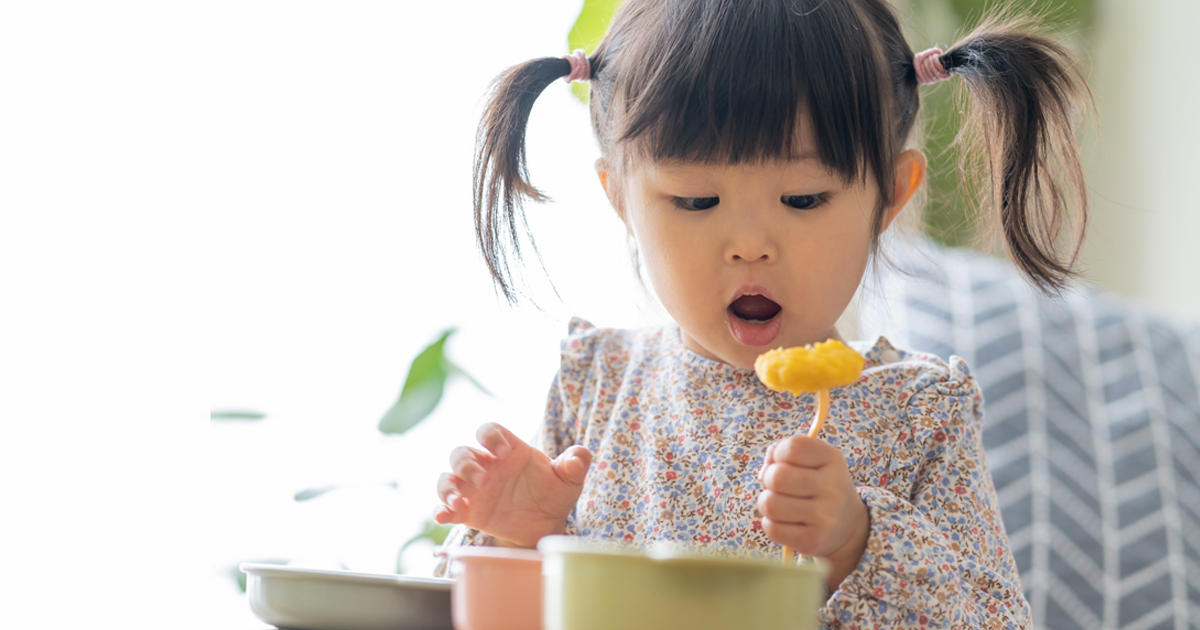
left=240, top=563, right=454, bottom=630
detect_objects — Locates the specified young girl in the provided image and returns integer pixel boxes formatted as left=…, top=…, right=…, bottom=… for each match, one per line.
left=434, top=0, right=1087, bottom=627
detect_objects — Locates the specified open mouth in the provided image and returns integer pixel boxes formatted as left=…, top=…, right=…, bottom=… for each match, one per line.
left=727, top=294, right=783, bottom=346
left=729, top=294, right=782, bottom=323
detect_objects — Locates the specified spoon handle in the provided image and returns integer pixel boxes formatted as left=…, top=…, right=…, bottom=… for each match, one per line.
left=809, top=389, right=831, bottom=438
left=781, top=389, right=831, bottom=565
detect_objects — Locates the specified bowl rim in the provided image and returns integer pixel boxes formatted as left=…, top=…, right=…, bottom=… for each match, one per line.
left=239, top=562, right=454, bottom=590
left=536, top=536, right=828, bottom=575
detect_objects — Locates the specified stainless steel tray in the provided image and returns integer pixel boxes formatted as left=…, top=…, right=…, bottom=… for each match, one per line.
left=240, top=563, right=454, bottom=630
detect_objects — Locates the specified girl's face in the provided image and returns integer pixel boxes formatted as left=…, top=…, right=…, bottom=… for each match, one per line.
left=600, top=141, right=924, bottom=370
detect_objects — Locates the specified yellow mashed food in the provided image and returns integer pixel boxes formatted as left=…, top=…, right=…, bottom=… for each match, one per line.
left=754, top=340, right=865, bottom=393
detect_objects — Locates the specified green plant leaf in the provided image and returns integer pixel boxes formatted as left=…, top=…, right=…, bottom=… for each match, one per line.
left=395, top=518, right=455, bottom=573
left=231, top=558, right=287, bottom=593
left=378, top=329, right=456, bottom=435
left=378, top=328, right=491, bottom=435
left=293, top=485, right=339, bottom=501
left=566, top=0, right=626, bottom=103
left=210, top=409, right=265, bottom=421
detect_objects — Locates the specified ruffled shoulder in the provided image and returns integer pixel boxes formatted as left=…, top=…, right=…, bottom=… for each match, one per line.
left=559, top=316, right=638, bottom=368
left=863, top=339, right=984, bottom=473
left=556, top=317, right=646, bottom=424
left=855, top=336, right=980, bottom=398
left=849, top=336, right=979, bottom=475
left=560, top=317, right=605, bottom=374
left=561, top=316, right=599, bottom=355
left=896, top=350, right=982, bottom=410
left=851, top=335, right=903, bottom=368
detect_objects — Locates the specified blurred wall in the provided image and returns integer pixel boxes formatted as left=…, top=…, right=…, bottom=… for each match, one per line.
left=1078, top=0, right=1200, bottom=322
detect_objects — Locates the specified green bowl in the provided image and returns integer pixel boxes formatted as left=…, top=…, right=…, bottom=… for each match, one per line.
left=537, top=536, right=826, bottom=630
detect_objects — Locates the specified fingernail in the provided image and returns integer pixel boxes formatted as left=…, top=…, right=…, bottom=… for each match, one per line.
left=469, top=470, right=485, bottom=486
left=492, top=442, right=510, bottom=459
left=447, top=493, right=459, bottom=508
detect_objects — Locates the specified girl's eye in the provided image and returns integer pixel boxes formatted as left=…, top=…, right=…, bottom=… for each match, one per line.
left=672, top=197, right=719, bottom=212
left=782, top=193, right=828, bottom=210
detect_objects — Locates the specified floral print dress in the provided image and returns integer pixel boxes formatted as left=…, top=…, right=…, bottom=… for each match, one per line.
left=437, top=318, right=1030, bottom=629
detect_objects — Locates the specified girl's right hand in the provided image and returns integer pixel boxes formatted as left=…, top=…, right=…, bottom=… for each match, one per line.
left=434, top=422, right=592, bottom=549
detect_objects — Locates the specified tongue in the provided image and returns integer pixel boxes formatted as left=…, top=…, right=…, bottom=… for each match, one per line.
left=730, top=294, right=781, bottom=321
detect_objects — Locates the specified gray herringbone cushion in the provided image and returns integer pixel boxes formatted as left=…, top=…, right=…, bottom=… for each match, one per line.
left=858, top=240, right=1200, bottom=630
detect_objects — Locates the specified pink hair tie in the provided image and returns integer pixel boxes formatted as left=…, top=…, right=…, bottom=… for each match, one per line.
left=562, top=49, right=591, bottom=84
left=914, top=47, right=951, bottom=85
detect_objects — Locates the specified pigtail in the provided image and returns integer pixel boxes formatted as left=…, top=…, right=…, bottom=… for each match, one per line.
left=938, top=15, right=1090, bottom=293
left=474, top=56, right=587, bottom=303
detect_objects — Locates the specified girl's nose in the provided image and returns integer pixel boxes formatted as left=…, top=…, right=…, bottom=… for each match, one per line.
left=724, top=214, right=778, bottom=264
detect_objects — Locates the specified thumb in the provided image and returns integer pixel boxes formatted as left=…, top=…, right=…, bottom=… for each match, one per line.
left=551, top=445, right=592, bottom=486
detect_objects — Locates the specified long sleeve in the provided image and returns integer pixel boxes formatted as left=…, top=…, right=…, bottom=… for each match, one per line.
left=821, top=360, right=1030, bottom=629
left=539, top=367, right=582, bottom=536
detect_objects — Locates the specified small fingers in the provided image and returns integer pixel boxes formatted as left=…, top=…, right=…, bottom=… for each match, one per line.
left=761, top=462, right=818, bottom=498
left=552, top=445, right=593, bottom=485
left=449, top=445, right=488, bottom=486
left=436, top=472, right=463, bottom=504
left=476, top=422, right=518, bottom=459
left=756, top=489, right=816, bottom=524
left=435, top=473, right=469, bottom=523
left=760, top=518, right=824, bottom=556
left=433, top=504, right=460, bottom=525
left=772, top=435, right=840, bottom=469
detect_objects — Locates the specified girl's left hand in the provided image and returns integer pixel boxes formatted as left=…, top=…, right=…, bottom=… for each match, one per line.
left=757, top=436, right=870, bottom=588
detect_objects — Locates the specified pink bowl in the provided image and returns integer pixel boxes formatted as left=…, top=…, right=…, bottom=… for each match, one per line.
left=447, top=546, right=542, bottom=630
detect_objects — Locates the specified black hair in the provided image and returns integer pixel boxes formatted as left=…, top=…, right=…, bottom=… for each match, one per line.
left=474, top=0, right=1089, bottom=302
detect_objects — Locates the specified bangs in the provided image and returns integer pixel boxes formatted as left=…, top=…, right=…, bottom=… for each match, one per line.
left=601, top=0, right=898, bottom=183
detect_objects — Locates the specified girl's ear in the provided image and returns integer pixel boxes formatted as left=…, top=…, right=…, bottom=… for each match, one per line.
left=879, top=149, right=927, bottom=233
left=595, top=157, right=627, bottom=224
